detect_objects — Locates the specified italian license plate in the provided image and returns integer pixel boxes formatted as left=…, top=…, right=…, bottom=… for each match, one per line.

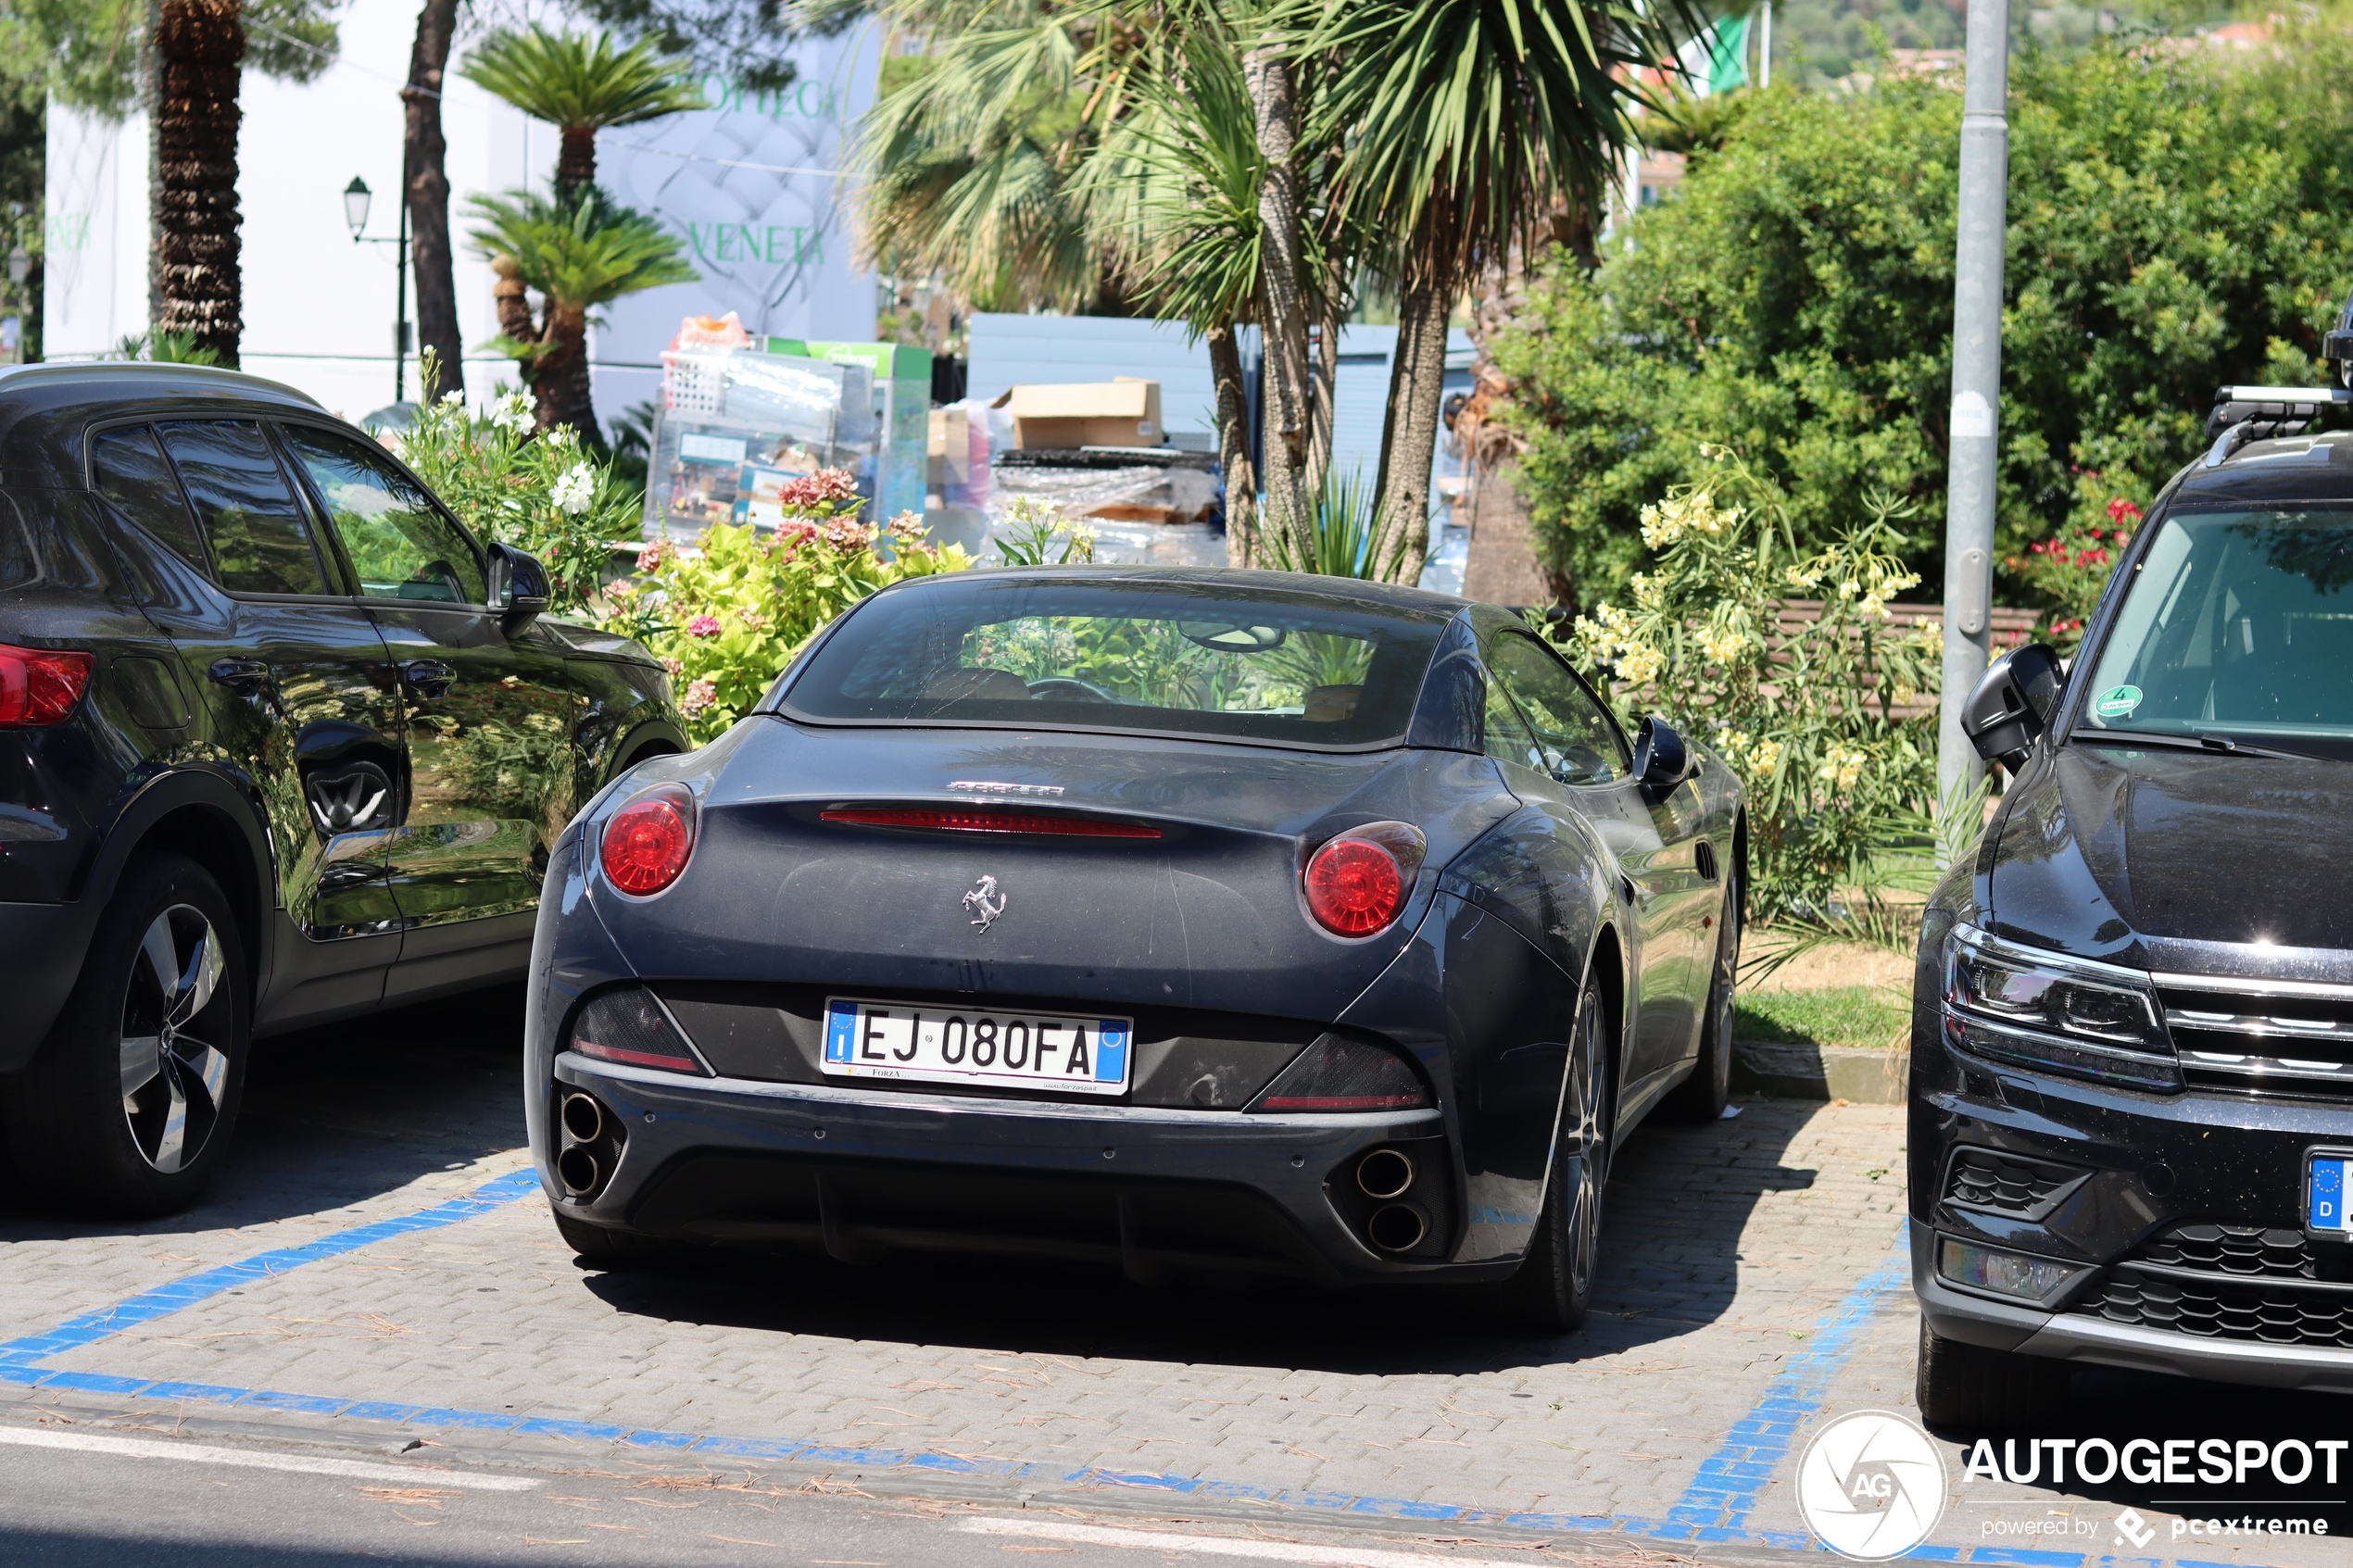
left=2310, top=1155, right=2353, bottom=1236
left=822, top=998, right=1132, bottom=1095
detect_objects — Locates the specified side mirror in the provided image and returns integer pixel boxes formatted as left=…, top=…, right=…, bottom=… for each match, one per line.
left=1961, top=643, right=2066, bottom=768
left=485, top=543, right=550, bottom=631
left=1632, top=715, right=1694, bottom=796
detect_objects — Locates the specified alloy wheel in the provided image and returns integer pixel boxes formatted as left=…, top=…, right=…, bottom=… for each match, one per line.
left=117, top=904, right=232, bottom=1173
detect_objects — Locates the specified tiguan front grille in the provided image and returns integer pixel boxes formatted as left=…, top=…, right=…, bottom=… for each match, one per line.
left=2083, top=1266, right=2353, bottom=1348
left=2133, top=1222, right=2314, bottom=1280
left=2155, top=973, right=2353, bottom=1099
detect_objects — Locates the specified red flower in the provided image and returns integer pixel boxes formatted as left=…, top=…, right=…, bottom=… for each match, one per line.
left=2107, top=497, right=2143, bottom=526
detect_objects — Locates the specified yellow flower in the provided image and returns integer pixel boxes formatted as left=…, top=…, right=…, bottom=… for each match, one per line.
left=1631, top=573, right=1665, bottom=610
left=1617, top=644, right=1667, bottom=684
left=1893, top=685, right=1918, bottom=706
left=1837, top=579, right=1860, bottom=599
left=1750, top=738, right=1783, bottom=775
left=1700, top=625, right=1749, bottom=665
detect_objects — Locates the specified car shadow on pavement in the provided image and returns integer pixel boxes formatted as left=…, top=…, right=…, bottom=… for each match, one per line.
left=0, top=985, right=530, bottom=1243
left=573, top=1099, right=1831, bottom=1377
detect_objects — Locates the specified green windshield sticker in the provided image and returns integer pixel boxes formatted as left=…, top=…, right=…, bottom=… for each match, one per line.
left=2093, top=684, right=2144, bottom=720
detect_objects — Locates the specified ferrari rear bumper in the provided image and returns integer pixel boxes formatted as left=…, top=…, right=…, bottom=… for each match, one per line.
left=543, top=1054, right=1497, bottom=1286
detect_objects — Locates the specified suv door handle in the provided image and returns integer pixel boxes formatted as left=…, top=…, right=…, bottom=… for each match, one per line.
left=401, top=659, right=455, bottom=698
left=208, top=657, right=271, bottom=689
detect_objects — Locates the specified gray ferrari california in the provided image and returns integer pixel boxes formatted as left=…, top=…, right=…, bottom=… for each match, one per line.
left=526, top=567, right=1743, bottom=1330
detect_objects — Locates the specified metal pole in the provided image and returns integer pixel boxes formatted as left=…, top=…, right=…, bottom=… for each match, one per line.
left=1756, top=1, right=1771, bottom=89
left=395, top=182, right=410, bottom=403
left=1939, top=0, right=2008, bottom=821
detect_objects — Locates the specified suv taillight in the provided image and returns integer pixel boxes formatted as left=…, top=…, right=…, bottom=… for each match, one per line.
left=0, top=643, right=93, bottom=728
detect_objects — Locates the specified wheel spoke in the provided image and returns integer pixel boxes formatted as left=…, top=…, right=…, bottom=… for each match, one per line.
left=171, top=925, right=223, bottom=1023
left=153, top=1071, right=190, bottom=1173
left=138, top=911, right=181, bottom=1005
left=179, top=1039, right=230, bottom=1111
left=120, top=1035, right=162, bottom=1101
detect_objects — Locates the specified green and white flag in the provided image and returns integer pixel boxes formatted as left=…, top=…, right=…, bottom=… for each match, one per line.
left=1679, top=11, right=1751, bottom=97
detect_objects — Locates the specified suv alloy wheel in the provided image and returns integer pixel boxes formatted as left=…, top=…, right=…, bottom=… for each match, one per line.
left=4, top=853, right=250, bottom=1216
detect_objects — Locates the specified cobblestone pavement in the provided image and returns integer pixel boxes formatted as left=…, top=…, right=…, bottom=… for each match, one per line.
left=1, top=989, right=2345, bottom=1566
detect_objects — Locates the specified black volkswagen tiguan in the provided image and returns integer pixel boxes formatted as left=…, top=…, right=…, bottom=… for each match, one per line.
left=1915, top=381, right=2353, bottom=1425
left=0, top=363, right=684, bottom=1215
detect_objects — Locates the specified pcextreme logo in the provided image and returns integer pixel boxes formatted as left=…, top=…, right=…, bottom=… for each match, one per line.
left=1796, top=1410, right=1949, bottom=1561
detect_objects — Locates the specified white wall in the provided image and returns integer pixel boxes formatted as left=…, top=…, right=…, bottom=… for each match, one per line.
left=44, top=0, right=880, bottom=427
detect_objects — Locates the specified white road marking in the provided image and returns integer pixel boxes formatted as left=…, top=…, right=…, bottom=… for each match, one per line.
left=0, top=1424, right=542, bottom=1490
left=963, top=1516, right=1561, bottom=1567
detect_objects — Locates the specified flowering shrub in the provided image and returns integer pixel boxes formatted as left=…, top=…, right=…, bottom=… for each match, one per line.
left=2008, top=496, right=2138, bottom=650
left=384, top=355, right=641, bottom=614
left=601, top=474, right=974, bottom=743
left=1555, top=447, right=1944, bottom=922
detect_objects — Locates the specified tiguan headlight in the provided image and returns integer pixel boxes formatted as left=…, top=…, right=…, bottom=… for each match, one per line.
left=1944, top=925, right=2180, bottom=1090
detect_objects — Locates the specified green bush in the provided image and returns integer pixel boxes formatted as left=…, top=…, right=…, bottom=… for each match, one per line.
left=602, top=473, right=975, bottom=744
left=385, top=360, right=641, bottom=614
left=1552, top=447, right=1942, bottom=923
left=1494, top=34, right=2353, bottom=611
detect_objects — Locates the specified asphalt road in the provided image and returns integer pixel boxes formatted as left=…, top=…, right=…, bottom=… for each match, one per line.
left=0, top=1424, right=1682, bottom=1568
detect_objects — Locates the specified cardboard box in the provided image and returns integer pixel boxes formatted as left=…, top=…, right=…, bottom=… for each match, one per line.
left=992, top=378, right=1163, bottom=450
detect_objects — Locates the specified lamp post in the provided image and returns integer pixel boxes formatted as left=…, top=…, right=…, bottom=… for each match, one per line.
left=343, top=175, right=413, bottom=403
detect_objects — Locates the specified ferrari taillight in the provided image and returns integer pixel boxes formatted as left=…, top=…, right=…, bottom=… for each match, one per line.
left=1302, top=821, right=1427, bottom=937
left=0, top=643, right=93, bottom=727
left=600, top=783, right=696, bottom=896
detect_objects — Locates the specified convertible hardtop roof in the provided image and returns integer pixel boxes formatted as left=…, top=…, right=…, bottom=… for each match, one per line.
left=878, top=563, right=1474, bottom=620
left=0, top=361, right=325, bottom=489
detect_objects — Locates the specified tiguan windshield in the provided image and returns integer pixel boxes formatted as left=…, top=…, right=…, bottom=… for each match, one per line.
left=2077, top=505, right=2353, bottom=758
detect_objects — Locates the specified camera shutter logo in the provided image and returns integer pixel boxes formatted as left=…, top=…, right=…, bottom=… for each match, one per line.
left=1795, top=1410, right=1948, bottom=1561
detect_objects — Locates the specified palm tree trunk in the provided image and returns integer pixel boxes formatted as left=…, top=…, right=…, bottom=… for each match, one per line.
left=404, top=0, right=462, bottom=400
left=153, top=0, right=243, bottom=367
left=1371, top=220, right=1456, bottom=586
left=1244, top=44, right=1310, bottom=558
left=557, top=128, right=597, bottom=205
left=535, top=306, right=602, bottom=446
left=1208, top=323, right=1259, bottom=567
left=1303, top=310, right=1337, bottom=500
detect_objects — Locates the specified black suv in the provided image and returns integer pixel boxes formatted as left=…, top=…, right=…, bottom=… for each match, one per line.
left=0, top=363, right=685, bottom=1214
left=1914, top=382, right=2353, bottom=1424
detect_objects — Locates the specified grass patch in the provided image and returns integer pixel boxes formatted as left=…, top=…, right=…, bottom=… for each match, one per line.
left=1735, top=985, right=1910, bottom=1049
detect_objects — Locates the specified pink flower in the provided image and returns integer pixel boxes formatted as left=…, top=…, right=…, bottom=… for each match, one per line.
left=638, top=542, right=669, bottom=571
left=822, top=519, right=874, bottom=553
left=686, top=614, right=724, bottom=638
left=660, top=656, right=685, bottom=676
left=680, top=679, right=717, bottom=718
left=775, top=469, right=862, bottom=509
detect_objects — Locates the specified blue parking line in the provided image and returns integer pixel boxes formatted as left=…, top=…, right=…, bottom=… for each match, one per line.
left=0, top=1182, right=2292, bottom=1568
left=0, top=1166, right=543, bottom=1368
left=1667, top=1226, right=1915, bottom=1539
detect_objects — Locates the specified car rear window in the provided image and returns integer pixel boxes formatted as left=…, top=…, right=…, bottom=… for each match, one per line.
left=780, top=574, right=1450, bottom=747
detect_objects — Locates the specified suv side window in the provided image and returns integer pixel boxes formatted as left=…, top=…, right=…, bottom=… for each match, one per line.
left=280, top=425, right=486, bottom=606
left=93, top=425, right=211, bottom=577
left=1489, top=632, right=1630, bottom=785
left=157, top=421, right=332, bottom=596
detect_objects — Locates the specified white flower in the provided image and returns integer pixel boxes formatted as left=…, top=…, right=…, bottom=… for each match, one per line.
left=439, top=390, right=464, bottom=406
left=489, top=390, right=534, bottom=433
left=543, top=426, right=578, bottom=449
left=551, top=462, right=596, bottom=516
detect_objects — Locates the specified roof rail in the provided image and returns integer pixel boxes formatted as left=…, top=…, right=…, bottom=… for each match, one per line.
left=2203, top=384, right=2352, bottom=469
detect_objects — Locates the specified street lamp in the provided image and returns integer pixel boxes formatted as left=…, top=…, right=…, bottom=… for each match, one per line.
left=341, top=173, right=411, bottom=403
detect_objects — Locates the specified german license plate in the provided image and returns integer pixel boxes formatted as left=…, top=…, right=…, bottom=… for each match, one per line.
left=822, top=998, right=1132, bottom=1095
left=2310, top=1155, right=2353, bottom=1236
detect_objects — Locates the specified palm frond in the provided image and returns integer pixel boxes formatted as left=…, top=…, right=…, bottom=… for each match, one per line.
left=465, top=190, right=699, bottom=318
left=461, top=25, right=704, bottom=132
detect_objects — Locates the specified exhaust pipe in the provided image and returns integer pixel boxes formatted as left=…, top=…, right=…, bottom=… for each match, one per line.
left=561, top=1092, right=604, bottom=1144
left=558, top=1146, right=601, bottom=1196
left=1367, top=1203, right=1428, bottom=1253
left=1356, top=1148, right=1414, bottom=1200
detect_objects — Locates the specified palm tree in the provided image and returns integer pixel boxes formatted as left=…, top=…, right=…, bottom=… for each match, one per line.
left=467, top=190, right=698, bottom=444
left=152, top=0, right=245, bottom=364
left=460, top=26, right=705, bottom=204
left=1311, top=0, right=1691, bottom=581
left=853, top=16, right=1105, bottom=313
